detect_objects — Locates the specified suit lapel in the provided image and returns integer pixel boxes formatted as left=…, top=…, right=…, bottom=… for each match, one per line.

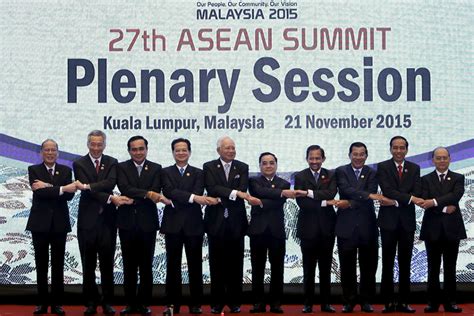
left=306, top=168, right=318, bottom=188
left=215, top=159, right=228, bottom=184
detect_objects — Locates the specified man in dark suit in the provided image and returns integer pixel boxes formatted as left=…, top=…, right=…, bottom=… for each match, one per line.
left=116, top=136, right=169, bottom=315
left=294, top=145, right=338, bottom=313
left=27, top=139, right=77, bottom=315
left=335, top=142, right=381, bottom=313
left=248, top=152, right=305, bottom=314
left=203, top=136, right=261, bottom=314
left=419, top=147, right=466, bottom=313
left=161, top=138, right=218, bottom=315
left=73, top=130, right=132, bottom=315
left=376, top=136, right=423, bottom=313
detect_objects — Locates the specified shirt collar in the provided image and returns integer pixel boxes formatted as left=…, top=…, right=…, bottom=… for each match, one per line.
left=89, top=154, right=102, bottom=165
left=220, top=158, right=232, bottom=167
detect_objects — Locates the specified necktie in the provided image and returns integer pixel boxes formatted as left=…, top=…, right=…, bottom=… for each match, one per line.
left=355, top=169, right=360, bottom=179
left=224, top=163, right=231, bottom=181
left=397, top=164, right=403, bottom=179
left=439, top=173, right=445, bottom=183
left=137, top=165, right=142, bottom=176
left=314, top=171, right=319, bottom=183
left=179, top=167, right=185, bottom=176
left=48, top=168, right=54, bottom=179
left=95, top=159, right=100, bottom=174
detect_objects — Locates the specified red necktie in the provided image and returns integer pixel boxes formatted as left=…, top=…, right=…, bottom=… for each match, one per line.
left=95, top=159, right=100, bottom=174
left=397, top=164, right=403, bottom=179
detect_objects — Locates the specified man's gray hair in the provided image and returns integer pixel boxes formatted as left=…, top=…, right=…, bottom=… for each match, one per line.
left=87, top=130, right=106, bottom=145
left=216, top=136, right=233, bottom=149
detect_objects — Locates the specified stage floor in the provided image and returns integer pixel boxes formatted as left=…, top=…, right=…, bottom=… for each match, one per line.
left=0, top=305, right=473, bottom=315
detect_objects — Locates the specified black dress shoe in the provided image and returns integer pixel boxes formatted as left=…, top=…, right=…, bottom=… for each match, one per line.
left=120, top=306, right=136, bottom=315
left=102, top=304, right=115, bottom=315
left=84, top=305, right=97, bottom=315
left=361, top=303, right=374, bottom=313
left=302, top=305, right=313, bottom=313
left=250, top=304, right=266, bottom=313
left=424, top=304, right=439, bottom=313
left=382, top=303, right=396, bottom=313
left=51, top=305, right=66, bottom=315
left=342, top=304, right=354, bottom=313
left=189, top=306, right=201, bottom=314
left=136, top=305, right=151, bottom=315
left=444, top=304, right=462, bottom=313
left=33, top=305, right=48, bottom=314
left=229, top=305, right=241, bottom=313
left=321, top=304, right=336, bottom=313
left=397, top=303, right=416, bottom=313
left=211, top=305, right=223, bottom=314
left=270, top=305, right=284, bottom=314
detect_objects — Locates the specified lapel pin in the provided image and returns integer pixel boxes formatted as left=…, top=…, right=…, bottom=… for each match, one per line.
left=271, top=184, right=275, bottom=188
left=217, top=164, right=221, bottom=168
left=144, top=165, right=148, bottom=171
left=233, top=166, right=236, bottom=169
left=404, top=169, right=408, bottom=173
left=361, top=175, right=365, bottom=179
left=100, top=165, right=104, bottom=170
left=447, top=177, right=451, bottom=181
left=321, top=175, right=325, bottom=179
left=186, top=173, right=190, bottom=176
left=55, top=171, right=59, bottom=175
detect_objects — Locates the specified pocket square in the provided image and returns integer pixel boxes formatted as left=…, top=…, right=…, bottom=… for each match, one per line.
left=234, top=174, right=240, bottom=179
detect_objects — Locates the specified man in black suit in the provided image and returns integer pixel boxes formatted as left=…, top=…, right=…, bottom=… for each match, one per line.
left=376, top=136, right=423, bottom=313
left=335, top=142, right=381, bottom=313
left=203, top=136, right=261, bottom=314
left=419, top=147, right=466, bottom=313
left=27, top=139, right=77, bottom=315
left=161, top=138, right=218, bottom=315
left=116, top=136, right=169, bottom=315
left=294, top=145, right=338, bottom=314
left=248, top=152, right=306, bottom=314
left=73, top=130, right=132, bottom=315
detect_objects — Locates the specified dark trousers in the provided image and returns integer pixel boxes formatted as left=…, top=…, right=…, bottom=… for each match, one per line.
left=119, top=228, right=157, bottom=307
left=78, top=215, right=117, bottom=306
left=250, top=229, right=285, bottom=306
left=32, top=232, right=67, bottom=306
left=208, top=221, right=244, bottom=308
left=380, top=226, right=414, bottom=304
left=337, top=235, right=378, bottom=305
left=300, top=235, right=335, bottom=306
left=165, top=232, right=203, bottom=307
left=425, top=238, right=460, bottom=305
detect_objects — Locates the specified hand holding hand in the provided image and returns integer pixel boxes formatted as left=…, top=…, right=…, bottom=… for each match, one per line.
left=336, top=200, right=351, bottom=209
left=31, top=180, right=50, bottom=191
left=62, top=182, right=77, bottom=193
left=446, top=205, right=456, bottom=214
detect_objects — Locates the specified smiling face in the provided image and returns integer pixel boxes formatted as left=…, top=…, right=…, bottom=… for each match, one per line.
left=260, top=154, right=277, bottom=179
left=41, top=140, right=58, bottom=167
left=390, top=138, right=408, bottom=164
left=307, top=149, right=325, bottom=172
left=128, top=139, right=148, bottom=165
left=173, top=141, right=190, bottom=166
left=217, top=137, right=236, bottom=163
left=350, top=146, right=367, bottom=169
left=88, top=135, right=105, bottom=159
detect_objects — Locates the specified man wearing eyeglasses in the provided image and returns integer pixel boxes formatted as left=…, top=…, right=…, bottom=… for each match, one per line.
left=27, top=139, right=77, bottom=315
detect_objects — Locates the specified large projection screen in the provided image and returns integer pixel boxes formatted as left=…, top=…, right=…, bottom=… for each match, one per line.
left=1, top=0, right=473, bottom=286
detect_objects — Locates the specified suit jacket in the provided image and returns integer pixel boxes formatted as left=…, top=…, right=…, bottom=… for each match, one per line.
left=247, top=175, right=290, bottom=239
left=203, top=158, right=249, bottom=238
left=420, top=170, right=466, bottom=241
left=335, top=164, right=378, bottom=240
left=160, top=164, right=205, bottom=236
left=73, top=154, right=118, bottom=230
left=116, top=159, right=161, bottom=232
left=26, top=163, right=74, bottom=233
left=294, top=168, right=337, bottom=239
left=376, top=159, right=421, bottom=232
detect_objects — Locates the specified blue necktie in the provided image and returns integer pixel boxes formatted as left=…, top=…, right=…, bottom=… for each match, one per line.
left=179, top=167, right=185, bottom=176
left=355, top=169, right=360, bottom=179
left=314, top=172, right=319, bottom=183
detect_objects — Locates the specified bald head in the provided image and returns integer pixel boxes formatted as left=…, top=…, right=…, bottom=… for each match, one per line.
left=432, top=147, right=450, bottom=173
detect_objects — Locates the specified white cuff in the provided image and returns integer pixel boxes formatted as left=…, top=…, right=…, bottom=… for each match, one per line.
left=189, top=194, right=195, bottom=203
left=307, top=189, right=314, bottom=199
left=229, top=190, right=237, bottom=201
